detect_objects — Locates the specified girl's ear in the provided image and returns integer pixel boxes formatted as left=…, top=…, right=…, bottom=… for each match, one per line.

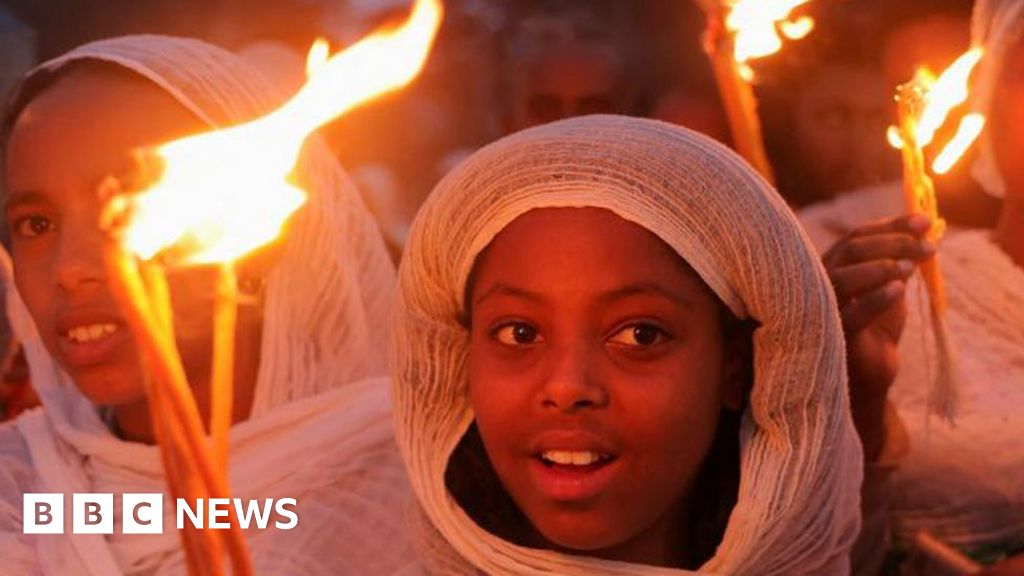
left=720, top=319, right=754, bottom=413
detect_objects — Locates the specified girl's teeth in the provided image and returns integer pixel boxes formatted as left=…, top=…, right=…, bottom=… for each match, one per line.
left=541, top=450, right=606, bottom=466
left=66, top=323, right=118, bottom=343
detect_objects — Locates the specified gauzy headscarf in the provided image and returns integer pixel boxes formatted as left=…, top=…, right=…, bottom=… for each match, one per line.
left=392, top=115, right=863, bottom=575
left=970, top=0, right=1024, bottom=197
left=0, top=35, right=412, bottom=575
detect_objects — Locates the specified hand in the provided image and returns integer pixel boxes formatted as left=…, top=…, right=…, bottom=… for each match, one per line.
left=822, top=214, right=935, bottom=459
left=976, top=554, right=1024, bottom=576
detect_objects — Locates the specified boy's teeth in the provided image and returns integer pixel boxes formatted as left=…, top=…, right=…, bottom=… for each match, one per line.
left=541, top=450, right=605, bottom=466
left=66, top=323, right=118, bottom=343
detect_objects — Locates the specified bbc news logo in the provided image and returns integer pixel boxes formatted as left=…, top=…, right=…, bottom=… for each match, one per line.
left=23, top=494, right=298, bottom=534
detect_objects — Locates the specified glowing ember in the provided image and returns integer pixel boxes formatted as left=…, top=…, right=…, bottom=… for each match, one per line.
left=112, top=0, right=443, bottom=264
left=726, top=0, right=814, bottom=64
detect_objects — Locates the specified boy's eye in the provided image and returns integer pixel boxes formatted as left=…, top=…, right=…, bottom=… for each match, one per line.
left=608, top=323, right=667, bottom=347
left=493, top=322, right=544, bottom=345
left=14, top=215, right=54, bottom=238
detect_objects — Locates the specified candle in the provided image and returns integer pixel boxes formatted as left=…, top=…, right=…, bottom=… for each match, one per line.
left=104, top=239, right=251, bottom=574
left=703, top=8, right=776, bottom=183
left=103, top=242, right=234, bottom=573
left=211, top=264, right=237, bottom=472
left=886, top=48, right=986, bottom=420
left=894, top=76, right=948, bottom=314
left=912, top=531, right=982, bottom=574
left=697, top=0, right=815, bottom=183
left=98, top=2, right=444, bottom=573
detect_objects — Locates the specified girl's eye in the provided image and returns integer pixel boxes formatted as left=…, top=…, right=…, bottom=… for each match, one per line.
left=608, top=323, right=668, bottom=347
left=493, top=322, right=544, bottom=346
left=14, top=215, right=54, bottom=239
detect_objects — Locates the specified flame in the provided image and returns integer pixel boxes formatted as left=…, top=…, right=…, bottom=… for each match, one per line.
left=886, top=126, right=905, bottom=149
left=305, top=38, right=330, bottom=78
left=933, top=114, right=986, bottom=174
left=779, top=16, right=814, bottom=40
left=726, top=0, right=814, bottom=64
left=916, top=47, right=983, bottom=148
left=115, top=0, right=443, bottom=264
left=887, top=47, right=986, bottom=176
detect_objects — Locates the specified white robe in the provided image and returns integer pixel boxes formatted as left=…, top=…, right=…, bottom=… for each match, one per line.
left=888, top=230, right=1024, bottom=552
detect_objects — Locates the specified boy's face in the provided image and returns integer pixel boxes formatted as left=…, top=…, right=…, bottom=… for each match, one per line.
left=505, top=44, right=624, bottom=133
left=791, top=64, right=896, bottom=202
left=3, top=68, right=210, bottom=407
left=466, top=207, right=741, bottom=564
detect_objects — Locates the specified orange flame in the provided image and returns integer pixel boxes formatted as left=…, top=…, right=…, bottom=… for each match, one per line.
left=115, top=0, right=443, bottom=264
left=887, top=47, right=986, bottom=175
left=933, top=114, right=985, bottom=175
left=726, top=0, right=815, bottom=64
left=305, top=38, right=330, bottom=78
left=916, top=48, right=983, bottom=148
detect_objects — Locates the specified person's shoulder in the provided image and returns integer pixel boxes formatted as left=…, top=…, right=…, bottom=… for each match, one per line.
left=0, top=417, right=41, bottom=572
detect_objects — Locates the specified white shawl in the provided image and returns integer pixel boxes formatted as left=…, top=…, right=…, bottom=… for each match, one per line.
left=970, top=0, right=1024, bottom=198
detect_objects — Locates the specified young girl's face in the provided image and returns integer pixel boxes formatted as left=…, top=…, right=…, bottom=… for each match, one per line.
left=3, top=68, right=214, bottom=407
left=467, top=207, right=743, bottom=565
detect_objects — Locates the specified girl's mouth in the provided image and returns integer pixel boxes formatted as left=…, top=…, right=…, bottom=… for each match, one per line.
left=64, top=322, right=119, bottom=343
left=538, top=450, right=614, bottom=467
left=58, top=321, right=129, bottom=368
left=529, top=450, right=620, bottom=503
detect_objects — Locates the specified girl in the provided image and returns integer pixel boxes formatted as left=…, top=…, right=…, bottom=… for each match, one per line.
left=0, top=35, right=412, bottom=574
left=392, top=115, right=863, bottom=574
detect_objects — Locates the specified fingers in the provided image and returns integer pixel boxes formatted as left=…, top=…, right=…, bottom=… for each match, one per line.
left=841, top=280, right=906, bottom=334
left=846, top=213, right=932, bottom=239
left=824, top=214, right=935, bottom=269
left=831, top=258, right=915, bottom=304
left=829, top=234, right=936, bottom=267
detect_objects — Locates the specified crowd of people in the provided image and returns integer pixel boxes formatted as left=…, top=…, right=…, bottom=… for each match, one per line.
left=0, top=0, right=1020, bottom=574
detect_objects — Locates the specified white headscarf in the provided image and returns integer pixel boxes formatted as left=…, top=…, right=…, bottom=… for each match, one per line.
left=0, top=35, right=412, bottom=575
left=392, top=115, right=863, bottom=575
left=970, top=0, right=1024, bottom=197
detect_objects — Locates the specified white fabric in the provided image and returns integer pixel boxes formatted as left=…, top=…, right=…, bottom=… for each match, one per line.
left=970, top=0, right=1024, bottom=198
left=887, top=230, right=1024, bottom=551
left=0, top=35, right=413, bottom=575
left=797, top=181, right=905, bottom=253
left=392, top=115, right=863, bottom=575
